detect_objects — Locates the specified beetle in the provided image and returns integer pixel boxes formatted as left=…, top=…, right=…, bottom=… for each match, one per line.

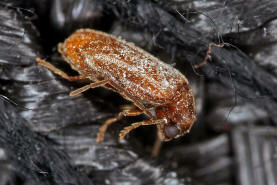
left=36, top=29, right=196, bottom=152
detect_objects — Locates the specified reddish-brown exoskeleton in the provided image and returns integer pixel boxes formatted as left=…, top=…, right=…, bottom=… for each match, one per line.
left=36, top=29, right=196, bottom=154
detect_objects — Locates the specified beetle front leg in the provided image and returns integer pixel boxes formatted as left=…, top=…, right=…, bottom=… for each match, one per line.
left=96, top=109, right=144, bottom=142
left=119, top=119, right=165, bottom=140
left=151, top=133, right=162, bottom=157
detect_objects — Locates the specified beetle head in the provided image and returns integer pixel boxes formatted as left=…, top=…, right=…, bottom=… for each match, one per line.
left=155, top=88, right=196, bottom=141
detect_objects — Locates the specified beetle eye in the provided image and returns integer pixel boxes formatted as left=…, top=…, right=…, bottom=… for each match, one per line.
left=164, top=125, right=179, bottom=138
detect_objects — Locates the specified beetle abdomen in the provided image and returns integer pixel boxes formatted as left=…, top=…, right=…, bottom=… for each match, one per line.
left=61, top=29, right=188, bottom=104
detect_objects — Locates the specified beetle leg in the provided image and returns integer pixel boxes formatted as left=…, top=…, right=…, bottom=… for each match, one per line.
left=96, top=109, right=144, bottom=142
left=69, top=79, right=109, bottom=96
left=108, top=81, right=155, bottom=119
left=132, top=99, right=155, bottom=119
left=36, top=58, right=87, bottom=81
left=119, top=119, right=165, bottom=140
left=119, top=104, right=137, bottom=111
left=151, top=134, right=162, bottom=157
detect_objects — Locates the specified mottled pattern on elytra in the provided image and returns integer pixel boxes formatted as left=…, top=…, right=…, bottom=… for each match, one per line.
left=61, top=29, right=188, bottom=104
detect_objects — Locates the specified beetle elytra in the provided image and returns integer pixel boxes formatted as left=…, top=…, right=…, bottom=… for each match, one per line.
left=36, top=29, right=196, bottom=154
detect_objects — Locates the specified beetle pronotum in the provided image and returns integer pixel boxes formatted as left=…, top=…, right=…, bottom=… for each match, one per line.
left=36, top=29, right=196, bottom=155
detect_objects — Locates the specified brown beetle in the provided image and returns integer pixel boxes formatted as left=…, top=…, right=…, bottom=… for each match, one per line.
left=36, top=29, right=196, bottom=154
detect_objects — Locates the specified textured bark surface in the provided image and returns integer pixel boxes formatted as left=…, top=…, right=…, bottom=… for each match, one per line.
left=0, top=0, right=277, bottom=185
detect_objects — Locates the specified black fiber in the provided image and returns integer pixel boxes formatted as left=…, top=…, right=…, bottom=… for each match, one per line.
left=1, top=0, right=277, bottom=185
left=104, top=0, right=277, bottom=124
left=0, top=99, right=94, bottom=185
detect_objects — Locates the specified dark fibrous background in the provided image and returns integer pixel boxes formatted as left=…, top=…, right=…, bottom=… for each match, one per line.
left=0, top=0, right=277, bottom=185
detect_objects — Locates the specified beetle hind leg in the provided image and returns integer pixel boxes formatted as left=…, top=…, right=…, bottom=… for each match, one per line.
left=36, top=58, right=87, bottom=81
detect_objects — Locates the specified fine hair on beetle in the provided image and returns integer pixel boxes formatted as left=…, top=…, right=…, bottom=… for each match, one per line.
left=36, top=29, right=197, bottom=155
